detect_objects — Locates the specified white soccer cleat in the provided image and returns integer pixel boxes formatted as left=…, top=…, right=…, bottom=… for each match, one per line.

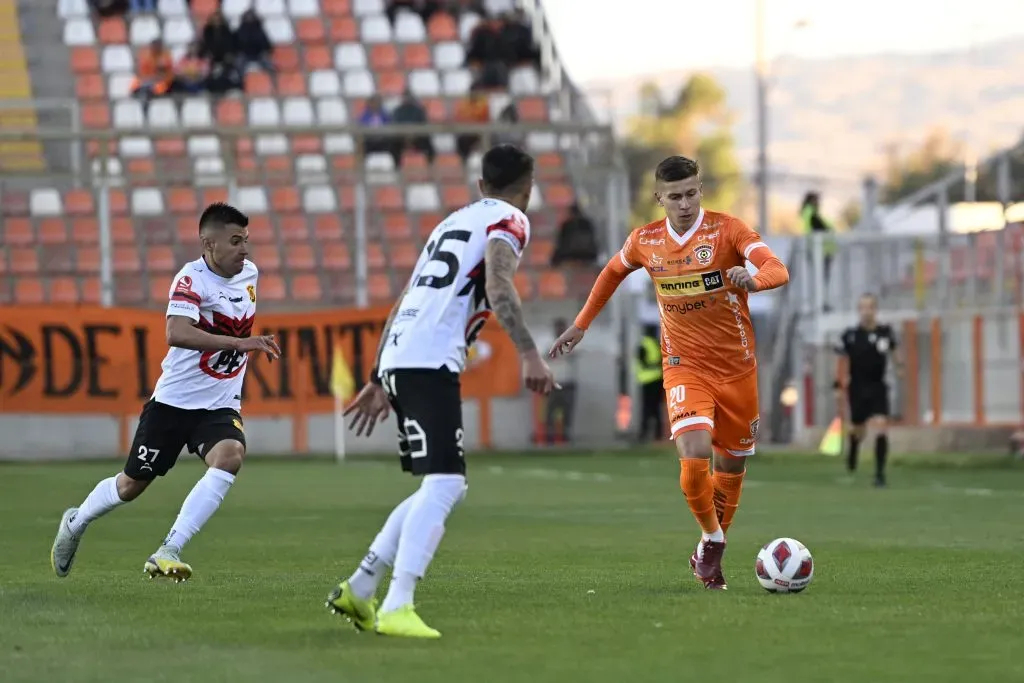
left=144, top=546, right=193, bottom=583
left=51, top=507, right=83, bottom=578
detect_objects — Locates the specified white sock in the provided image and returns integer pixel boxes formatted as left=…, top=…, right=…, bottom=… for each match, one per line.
left=702, top=528, right=726, bottom=543
left=69, top=475, right=125, bottom=536
left=162, top=468, right=235, bottom=552
left=380, top=473, right=467, bottom=614
left=347, top=489, right=421, bottom=600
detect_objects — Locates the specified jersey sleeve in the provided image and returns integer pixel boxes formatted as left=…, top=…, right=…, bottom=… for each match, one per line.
left=885, top=325, right=898, bottom=350
left=618, top=230, right=643, bottom=270
left=485, top=211, right=531, bottom=258
left=833, top=329, right=852, bottom=356
left=729, top=218, right=770, bottom=261
left=166, top=267, right=206, bottom=321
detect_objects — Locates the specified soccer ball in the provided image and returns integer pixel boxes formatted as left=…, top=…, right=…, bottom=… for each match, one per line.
left=754, top=538, right=814, bottom=593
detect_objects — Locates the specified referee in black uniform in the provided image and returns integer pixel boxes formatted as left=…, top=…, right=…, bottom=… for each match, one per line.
left=834, top=294, right=903, bottom=487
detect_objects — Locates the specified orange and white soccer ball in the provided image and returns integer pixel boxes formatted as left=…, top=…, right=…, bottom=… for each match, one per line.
left=755, top=538, right=814, bottom=593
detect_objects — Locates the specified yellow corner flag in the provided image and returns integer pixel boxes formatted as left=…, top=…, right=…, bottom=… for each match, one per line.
left=819, top=417, right=844, bottom=457
left=330, top=343, right=356, bottom=401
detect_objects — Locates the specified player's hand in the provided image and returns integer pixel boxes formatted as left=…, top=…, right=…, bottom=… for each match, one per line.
left=235, top=335, right=281, bottom=362
left=726, top=266, right=758, bottom=292
left=344, top=383, right=391, bottom=437
left=548, top=325, right=585, bottom=358
left=522, top=349, right=558, bottom=395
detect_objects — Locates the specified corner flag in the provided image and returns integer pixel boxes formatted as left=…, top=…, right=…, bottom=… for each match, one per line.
left=330, top=343, right=356, bottom=402
left=819, top=417, right=843, bottom=457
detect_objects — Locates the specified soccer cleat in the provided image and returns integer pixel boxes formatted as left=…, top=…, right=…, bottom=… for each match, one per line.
left=325, top=581, right=378, bottom=632
left=374, top=605, right=441, bottom=639
left=689, top=542, right=728, bottom=590
left=51, top=507, right=83, bottom=578
left=874, top=474, right=887, bottom=488
left=143, top=546, right=192, bottom=583
left=693, top=539, right=728, bottom=590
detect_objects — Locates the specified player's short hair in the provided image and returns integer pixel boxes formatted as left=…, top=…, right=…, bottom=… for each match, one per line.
left=199, top=202, right=249, bottom=234
left=655, top=156, right=700, bottom=184
left=860, top=292, right=878, bottom=303
left=481, top=144, right=534, bottom=193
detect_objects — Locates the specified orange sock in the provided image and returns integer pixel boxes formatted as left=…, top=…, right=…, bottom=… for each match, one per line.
left=679, top=458, right=721, bottom=535
left=712, top=469, right=745, bottom=534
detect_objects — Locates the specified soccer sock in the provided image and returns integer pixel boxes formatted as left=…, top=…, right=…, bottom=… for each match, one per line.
left=679, top=459, right=723, bottom=541
left=162, top=467, right=235, bottom=552
left=381, top=473, right=467, bottom=613
left=69, top=475, right=125, bottom=536
left=846, top=434, right=860, bottom=472
left=875, top=434, right=889, bottom=477
left=712, top=469, right=745, bottom=534
left=347, top=489, right=421, bottom=600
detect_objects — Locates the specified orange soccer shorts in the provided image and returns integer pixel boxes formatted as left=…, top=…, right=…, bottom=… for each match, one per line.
left=664, top=367, right=760, bottom=456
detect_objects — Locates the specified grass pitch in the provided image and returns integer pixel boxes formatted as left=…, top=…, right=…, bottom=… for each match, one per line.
left=2, top=449, right=1023, bottom=683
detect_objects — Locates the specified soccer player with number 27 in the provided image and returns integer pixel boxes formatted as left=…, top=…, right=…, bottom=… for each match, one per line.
left=551, top=156, right=790, bottom=590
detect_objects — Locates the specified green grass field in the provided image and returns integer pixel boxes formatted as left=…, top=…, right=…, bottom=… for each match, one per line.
left=2, top=449, right=1024, bottom=683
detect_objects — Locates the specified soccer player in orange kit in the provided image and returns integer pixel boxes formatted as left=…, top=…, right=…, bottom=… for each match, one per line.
left=549, top=156, right=790, bottom=589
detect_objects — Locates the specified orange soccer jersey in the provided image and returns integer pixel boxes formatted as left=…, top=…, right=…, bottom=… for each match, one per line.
left=574, top=208, right=789, bottom=452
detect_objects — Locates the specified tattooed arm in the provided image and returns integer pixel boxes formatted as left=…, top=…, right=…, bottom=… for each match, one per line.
left=369, top=284, right=409, bottom=384
left=484, top=239, right=536, bottom=353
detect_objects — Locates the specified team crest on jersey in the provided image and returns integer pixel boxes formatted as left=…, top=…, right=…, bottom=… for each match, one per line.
left=693, top=244, right=714, bottom=266
left=749, top=417, right=760, bottom=439
left=175, top=275, right=193, bottom=293
left=247, top=284, right=256, bottom=303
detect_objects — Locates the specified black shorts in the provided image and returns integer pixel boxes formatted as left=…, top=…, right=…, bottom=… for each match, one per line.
left=124, top=399, right=247, bottom=481
left=382, top=368, right=465, bottom=476
left=847, top=383, right=889, bottom=425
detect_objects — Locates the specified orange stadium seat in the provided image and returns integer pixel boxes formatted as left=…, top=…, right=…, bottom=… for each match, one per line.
left=260, top=274, right=287, bottom=301
left=111, top=217, right=135, bottom=244
left=254, top=246, right=282, bottom=273
left=82, top=103, right=110, bottom=128
left=245, top=71, right=274, bottom=96
left=115, top=275, right=145, bottom=305
left=49, top=278, right=80, bottom=304
left=38, top=218, right=69, bottom=245
left=286, top=243, right=317, bottom=271
left=4, top=218, right=35, bottom=246
left=64, top=189, right=95, bottom=216
left=273, top=46, right=301, bottom=71
left=291, top=274, right=323, bottom=301
left=328, top=16, right=359, bottom=41
left=368, top=272, right=392, bottom=304
left=323, top=0, right=353, bottom=17
left=382, top=212, right=411, bottom=240
left=427, top=13, right=458, bottom=41
left=303, top=47, right=333, bottom=71
left=538, top=271, right=567, bottom=299
left=247, top=215, right=276, bottom=244
left=296, top=18, right=326, bottom=43
left=41, top=246, right=73, bottom=273
left=71, top=46, right=100, bottom=74
left=15, top=278, right=46, bottom=305
left=370, top=44, right=399, bottom=70
left=391, top=242, right=419, bottom=269
left=72, top=218, right=99, bottom=244
left=322, top=242, right=351, bottom=270
left=279, top=214, right=310, bottom=242
left=113, top=246, right=141, bottom=273
left=367, top=241, right=386, bottom=270
left=76, top=247, right=101, bottom=274
left=11, top=248, right=40, bottom=275
left=402, top=44, right=432, bottom=69
left=373, top=185, right=404, bottom=211
left=514, top=271, right=534, bottom=299
left=527, top=238, right=553, bottom=267
left=168, top=187, right=199, bottom=214
left=146, top=246, right=177, bottom=274
left=97, top=19, right=127, bottom=44
left=313, top=214, right=344, bottom=242
left=76, top=73, right=105, bottom=100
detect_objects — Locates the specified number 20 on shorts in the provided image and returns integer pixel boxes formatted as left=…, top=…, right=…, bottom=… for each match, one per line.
left=669, top=385, right=685, bottom=407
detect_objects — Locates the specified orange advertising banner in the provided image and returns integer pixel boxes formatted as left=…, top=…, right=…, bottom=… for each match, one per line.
left=0, top=305, right=521, bottom=415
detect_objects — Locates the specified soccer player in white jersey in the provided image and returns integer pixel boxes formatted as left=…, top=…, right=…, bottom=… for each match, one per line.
left=326, top=144, right=556, bottom=638
left=50, top=203, right=281, bottom=582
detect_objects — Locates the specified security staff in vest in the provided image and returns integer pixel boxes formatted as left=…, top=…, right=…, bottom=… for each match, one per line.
left=834, top=293, right=903, bottom=487
left=635, top=323, right=665, bottom=442
left=801, top=191, right=835, bottom=308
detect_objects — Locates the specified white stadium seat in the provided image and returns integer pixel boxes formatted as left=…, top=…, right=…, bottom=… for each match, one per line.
left=309, top=70, right=341, bottom=97
left=63, top=19, right=96, bottom=46
left=323, top=134, right=355, bottom=154
left=303, top=186, right=338, bottom=213
left=342, top=70, right=375, bottom=98
left=158, top=0, right=189, bottom=17
left=282, top=97, right=315, bottom=126
left=132, top=188, right=165, bottom=216
left=163, top=18, right=196, bottom=46
left=248, top=98, right=281, bottom=128
left=107, top=73, right=135, bottom=99
left=113, top=100, right=145, bottom=129
left=394, top=12, right=426, bottom=43
left=433, top=42, right=464, bottom=70
left=287, top=0, right=320, bottom=17
left=406, top=184, right=440, bottom=212
left=255, top=0, right=287, bottom=15
left=352, top=0, right=384, bottom=16
left=187, top=135, right=221, bottom=157
left=255, top=134, right=289, bottom=155
left=58, top=0, right=89, bottom=19
left=235, top=187, right=269, bottom=213
left=147, top=99, right=180, bottom=128
left=119, top=136, right=153, bottom=158
left=442, top=69, right=472, bottom=97
left=510, top=66, right=540, bottom=96
left=408, top=69, right=440, bottom=98
left=264, top=16, right=295, bottom=44
left=334, top=43, right=367, bottom=70
left=220, top=0, right=249, bottom=20
left=129, top=16, right=162, bottom=46
left=101, top=45, right=134, bottom=74
left=459, top=13, right=481, bottom=43
left=361, top=15, right=392, bottom=43
left=30, top=189, right=63, bottom=216
left=181, top=98, right=213, bottom=128
left=316, top=98, right=349, bottom=125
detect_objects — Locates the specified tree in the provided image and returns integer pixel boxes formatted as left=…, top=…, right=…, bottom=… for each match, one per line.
left=880, top=128, right=963, bottom=203
left=623, top=74, right=743, bottom=228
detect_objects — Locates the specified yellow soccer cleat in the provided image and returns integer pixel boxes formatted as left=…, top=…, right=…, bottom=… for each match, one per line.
left=143, top=547, right=193, bottom=583
left=325, top=581, right=377, bottom=632
left=374, top=605, right=441, bottom=639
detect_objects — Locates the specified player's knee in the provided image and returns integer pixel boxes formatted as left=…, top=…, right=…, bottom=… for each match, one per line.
left=421, top=473, right=467, bottom=513
left=675, top=430, right=713, bottom=459
left=205, top=439, right=245, bottom=474
left=713, top=452, right=746, bottom=474
left=116, top=472, right=151, bottom=501
left=869, top=417, right=888, bottom=434
left=850, top=425, right=867, bottom=440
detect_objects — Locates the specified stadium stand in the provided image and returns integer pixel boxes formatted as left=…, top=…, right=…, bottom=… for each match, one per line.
left=1, top=0, right=585, bottom=307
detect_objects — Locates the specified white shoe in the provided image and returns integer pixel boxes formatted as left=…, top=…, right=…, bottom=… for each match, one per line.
left=144, top=545, right=193, bottom=582
left=51, top=507, right=83, bottom=578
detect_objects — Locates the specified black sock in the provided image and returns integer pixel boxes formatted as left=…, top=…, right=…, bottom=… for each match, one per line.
left=875, top=434, right=889, bottom=478
left=846, top=434, right=860, bottom=472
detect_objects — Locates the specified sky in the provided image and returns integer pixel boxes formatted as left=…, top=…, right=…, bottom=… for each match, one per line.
left=542, top=0, right=1024, bottom=83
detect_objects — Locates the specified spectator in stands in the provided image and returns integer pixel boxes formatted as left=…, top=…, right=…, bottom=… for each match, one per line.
left=493, top=100, right=521, bottom=147
left=499, top=9, right=540, bottom=68
left=454, top=84, right=490, bottom=162
left=465, top=17, right=511, bottom=88
left=386, top=0, right=443, bottom=25
left=552, top=202, right=600, bottom=267
left=391, top=89, right=435, bottom=164
left=200, top=10, right=237, bottom=68
left=359, top=95, right=395, bottom=160
left=89, top=0, right=128, bottom=17
left=131, top=39, right=174, bottom=112
left=171, top=41, right=208, bottom=95
left=235, top=9, right=276, bottom=76
left=129, top=0, right=156, bottom=12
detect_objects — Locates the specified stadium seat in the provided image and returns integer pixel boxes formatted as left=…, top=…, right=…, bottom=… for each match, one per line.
left=235, top=187, right=269, bottom=213
left=113, top=100, right=145, bottom=129
left=256, top=0, right=287, bottom=15
left=442, top=68, right=472, bottom=96
left=158, top=0, right=189, bottom=17
left=369, top=43, right=399, bottom=70
left=3, top=218, right=34, bottom=246
left=148, top=99, right=180, bottom=128
left=304, top=185, right=338, bottom=213
left=457, top=12, right=480, bottom=42
left=39, top=219, right=69, bottom=246
left=101, top=45, right=134, bottom=73
left=164, top=17, right=196, bottom=45
left=108, top=73, right=134, bottom=99
left=249, top=98, right=282, bottom=127
left=58, top=0, right=89, bottom=19
left=408, top=69, right=440, bottom=97
left=361, top=15, right=392, bottom=43
left=310, top=70, right=342, bottom=97
left=406, top=183, right=440, bottom=212
left=49, top=278, right=80, bottom=304
left=342, top=69, right=375, bottom=97
left=283, top=97, right=315, bottom=126
left=288, top=0, right=321, bottom=18
left=64, top=19, right=96, bottom=46
left=433, top=42, right=464, bottom=70
left=30, top=189, right=63, bottom=216
left=15, top=278, right=46, bottom=305
left=63, top=189, right=95, bottom=216
left=429, top=12, right=458, bottom=41
left=285, top=243, right=317, bottom=269
left=291, top=273, right=323, bottom=300
left=322, top=242, right=351, bottom=269
left=130, top=16, right=162, bottom=45
left=352, top=0, right=384, bottom=16
left=394, top=13, right=426, bottom=43
left=316, top=97, right=349, bottom=125
left=510, top=66, right=540, bottom=96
